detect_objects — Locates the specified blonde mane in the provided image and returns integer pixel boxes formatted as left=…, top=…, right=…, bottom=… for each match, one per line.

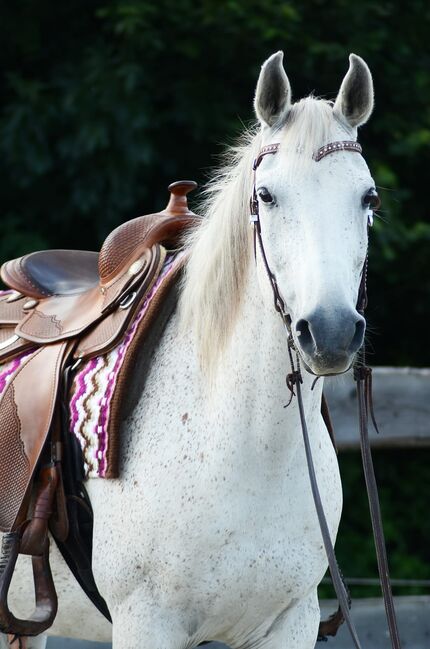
left=180, top=97, right=337, bottom=375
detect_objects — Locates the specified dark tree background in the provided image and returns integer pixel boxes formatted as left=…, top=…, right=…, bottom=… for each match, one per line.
left=0, top=1, right=428, bottom=597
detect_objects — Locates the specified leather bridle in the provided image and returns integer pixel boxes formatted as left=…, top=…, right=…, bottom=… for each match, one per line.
left=250, top=141, right=402, bottom=649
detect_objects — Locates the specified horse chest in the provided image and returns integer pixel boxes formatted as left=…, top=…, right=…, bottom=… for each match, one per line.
left=90, top=414, right=341, bottom=618
left=89, top=321, right=342, bottom=626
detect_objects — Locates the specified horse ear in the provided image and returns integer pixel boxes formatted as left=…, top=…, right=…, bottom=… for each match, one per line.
left=254, top=51, right=292, bottom=128
left=333, top=54, right=374, bottom=128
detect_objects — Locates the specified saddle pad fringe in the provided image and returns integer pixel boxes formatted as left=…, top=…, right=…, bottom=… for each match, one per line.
left=0, top=351, right=35, bottom=398
left=69, top=252, right=184, bottom=478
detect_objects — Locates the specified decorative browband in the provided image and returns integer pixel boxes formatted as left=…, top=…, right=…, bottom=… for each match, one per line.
left=253, top=140, right=362, bottom=169
left=253, top=143, right=281, bottom=169
left=313, top=140, right=362, bottom=162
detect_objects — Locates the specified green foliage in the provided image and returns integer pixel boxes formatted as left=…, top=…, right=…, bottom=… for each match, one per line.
left=0, top=8, right=428, bottom=334
left=0, top=1, right=429, bottom=366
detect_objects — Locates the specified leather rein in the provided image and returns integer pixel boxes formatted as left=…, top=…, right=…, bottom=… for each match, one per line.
left=250, top=141, right=402, bottom=649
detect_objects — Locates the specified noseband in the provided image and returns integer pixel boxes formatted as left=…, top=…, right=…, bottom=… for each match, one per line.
left=250, top=141, right=402, bottom=649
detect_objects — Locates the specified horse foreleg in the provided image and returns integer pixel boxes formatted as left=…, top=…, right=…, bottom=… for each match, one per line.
left=111, top=590, right=189, bottom=649
left=247, top=591, right=320, bottom=649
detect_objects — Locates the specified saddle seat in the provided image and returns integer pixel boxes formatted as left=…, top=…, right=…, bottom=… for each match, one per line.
left=1, top=249, right=99, bottom=299
left=1, top=180, right=198, bottom=301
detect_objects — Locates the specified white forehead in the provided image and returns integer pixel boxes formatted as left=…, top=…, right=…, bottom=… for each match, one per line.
left=257, top=96, right=373, bottom=190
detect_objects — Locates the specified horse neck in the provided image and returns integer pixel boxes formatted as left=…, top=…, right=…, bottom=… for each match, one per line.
left=210, top=261, right=323, bottom=447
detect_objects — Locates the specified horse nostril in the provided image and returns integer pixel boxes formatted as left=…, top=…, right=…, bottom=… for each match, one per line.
left=295, top=318, right=315, bottom=353
left=296, top=312, right=365, bottom=359
left=348, top=318, right=366, bottom=353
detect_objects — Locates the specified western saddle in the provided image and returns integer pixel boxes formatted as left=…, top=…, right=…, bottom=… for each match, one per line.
left=0, top=181, right=199, bottom=638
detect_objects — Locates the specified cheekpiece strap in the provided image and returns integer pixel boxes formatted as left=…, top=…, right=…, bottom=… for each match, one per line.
left=313, top=141, right=362, bottom=162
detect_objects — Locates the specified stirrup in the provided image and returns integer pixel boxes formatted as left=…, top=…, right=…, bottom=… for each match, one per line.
left=0, top=532, right=57, bottom=636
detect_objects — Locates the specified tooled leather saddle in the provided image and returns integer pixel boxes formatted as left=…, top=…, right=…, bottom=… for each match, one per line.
left=0, top=181, right=199, bottom=638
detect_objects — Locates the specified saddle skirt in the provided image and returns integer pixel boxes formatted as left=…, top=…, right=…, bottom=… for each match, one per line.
left=69, top=252, right=184, bottom=478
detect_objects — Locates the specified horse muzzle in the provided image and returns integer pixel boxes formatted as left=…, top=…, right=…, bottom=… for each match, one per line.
left=294, top=307, right=366, bottom=375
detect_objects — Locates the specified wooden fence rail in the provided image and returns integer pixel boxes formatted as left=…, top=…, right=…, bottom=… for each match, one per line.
left=324, top=367, right=430, bottom=449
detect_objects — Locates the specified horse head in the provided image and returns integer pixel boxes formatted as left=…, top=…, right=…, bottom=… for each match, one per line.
left=253, top=52, right=377, bottom=375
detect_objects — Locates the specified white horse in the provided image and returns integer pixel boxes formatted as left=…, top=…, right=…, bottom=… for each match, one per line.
left=3, top=50, right=376, bottom=649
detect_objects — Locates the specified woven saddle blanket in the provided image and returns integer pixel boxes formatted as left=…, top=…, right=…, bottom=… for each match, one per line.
left=0, top=252, right=184, bottom=480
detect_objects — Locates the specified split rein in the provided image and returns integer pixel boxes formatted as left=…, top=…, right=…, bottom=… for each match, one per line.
left=250, top=141, right=402, bottom=649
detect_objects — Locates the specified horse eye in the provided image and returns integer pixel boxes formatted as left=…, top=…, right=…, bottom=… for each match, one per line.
left=362, top=188, right=381, bottom=211
left=258, top=188, right=274, bottom=204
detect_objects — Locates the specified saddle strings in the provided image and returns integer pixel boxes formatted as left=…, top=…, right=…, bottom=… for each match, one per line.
left=250, top=144, right=402, bottom=649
